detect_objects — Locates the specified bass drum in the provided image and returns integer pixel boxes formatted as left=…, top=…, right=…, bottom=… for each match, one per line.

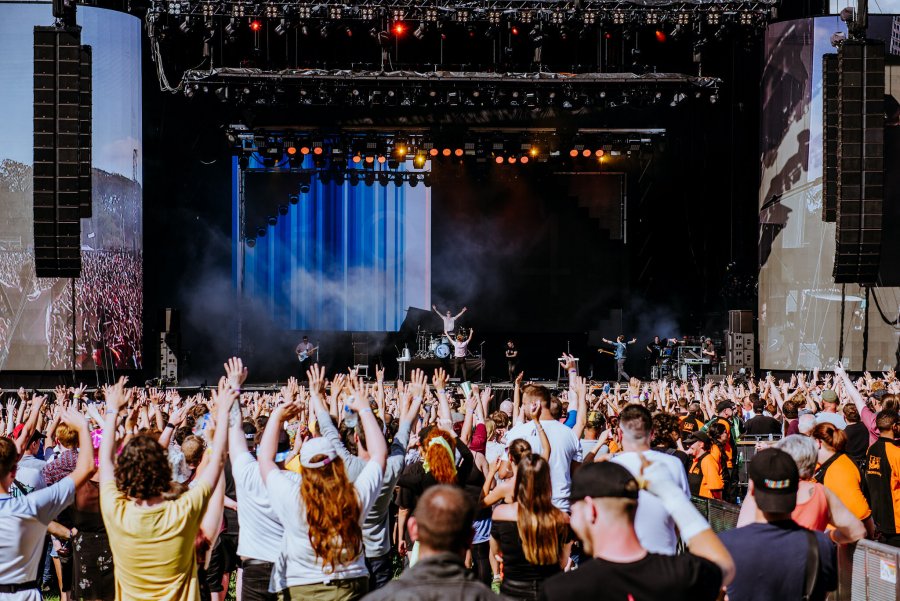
left=434, top=343, right=452, bottom=359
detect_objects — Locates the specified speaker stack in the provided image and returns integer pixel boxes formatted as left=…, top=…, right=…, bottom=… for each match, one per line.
left=32, top=25, right=91, bottom=278
left=822, top=53, right=839, bottom=223
left=832, top=39, right=885, bottom=284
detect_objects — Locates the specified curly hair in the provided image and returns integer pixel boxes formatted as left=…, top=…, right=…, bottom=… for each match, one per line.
left=300, top=456, right=363, bottom=573
left=421, top=428, right=458, bottom=485
left=651, top=413, right=681, bottom=448
left=115, top=434, right=172, bottom=500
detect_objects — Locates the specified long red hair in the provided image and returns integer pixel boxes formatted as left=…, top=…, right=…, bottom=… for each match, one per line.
left=300, top=456, right=363, bottom=573
left=421, top=428, right=458, bottom=484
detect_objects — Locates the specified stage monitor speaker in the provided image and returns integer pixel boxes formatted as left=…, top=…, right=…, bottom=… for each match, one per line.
left=822, top=52, right=839, bottom=222
left=33, top=26, right=84, bottom=278
left=834, top=39, right=885, bottom=284
left=728, top=310, right=753, bottom=334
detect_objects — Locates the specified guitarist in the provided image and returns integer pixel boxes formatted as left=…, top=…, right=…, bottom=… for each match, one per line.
left=601, top=335, right=637, bottom=382
left=295, top=335, right=316, bottom=375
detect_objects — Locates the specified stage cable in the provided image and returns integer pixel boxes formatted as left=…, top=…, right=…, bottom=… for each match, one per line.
left=869, top=286, right=900, bottom=328
left=839, top=284, right=846, bottom=361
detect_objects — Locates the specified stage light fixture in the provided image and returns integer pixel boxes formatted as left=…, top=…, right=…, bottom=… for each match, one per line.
left=224, top=18, right=237, bottom=36
left=250, top=19, right=262, bottom=32
left=320, top=24, right=330, bottom=38
left=278, top=204, right=289, bottom=216
left=274, top=19, right=290, bottom=36
left=352, top=154, right=362, bottom=163
left=297, top=6, right=311, bottom=19
left=378, top=172, right=390, bottom=186
left=289, top=193, right=300, bottom=204
left=414, top=22, right=426, bottom=39
left=488, top=10, right=501, bottom=25
left=442, top=148, right=452, bottom=157
left=676, top=11, right=690, bottom=26
left=550, top=10, right=564, bottom=25
left=511, top=26, right=519, bottom=35
left=429, top=148, right=439, bottom=157
left=519, top=11, right=532, bottom=24
left=300, top=146, right=310, bottom=155
left=267, top=215, right=278, bottom=226
left=454, top=148, right=463, bottom=157
left=246, top=238, right=256, bottom=248
left=286, top=145, right=297, bottom=155
left=361, top=5, right=376, bottom=21
left=265, top=3, right=279, bottom=18
left=520, top=155, right=529, bottom=164
left=707, top=9, right=720, bottom=26
left=709, top=93, right=718, bottom=104
left=494, top=156, right=504, bottom=164
left=393, top=21, right=406, bottom=36
left=645, top=11, right=660, bottom=25
left=583, top=11, right=596, bottom=25
left=364, top=172, right=375, bottom=186
left=257, top=227, right=267, bottom=237
left=413, top=152, right=427, bottom=168
left=612, top=10, right=626, bottom=25
left=328, top=6, right=343, bottom=20
left=365, top=155, right=374, bottom=164
left=179, top=17, right=194, bottom=33
left=377, top=155, right=386, bottom=164
left=393, top=173, right=403, bottom=186
left=424, top=8, right=438, bottom=22
left=409, top=174, right=419, bottom=187
left=569, top=149, right=578, bottom=158
left=456, top=9, right=469, bottom=23
left=508, top=156, right=517, bottom=164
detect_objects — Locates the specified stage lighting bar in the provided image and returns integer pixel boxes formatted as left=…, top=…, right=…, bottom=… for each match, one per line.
left=148, top=1, right=776, bottom=29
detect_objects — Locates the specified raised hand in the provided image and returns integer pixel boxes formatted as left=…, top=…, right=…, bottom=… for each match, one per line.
left=104, top=376, right=129, bottom=416
left=408, top=368, right=427, bottom=399
left=515, top=371, right=524, bottom=388
left=60, top=407, right=89, bottom=433
left=376, top=365, right=385, bottom=384
left=307, top=365, right=327, bottom=398
left=224, top=357, right=249, bottom=389
left=559, top=353, right=577, bottom=371
left=432, top=367, right=448, bottom=392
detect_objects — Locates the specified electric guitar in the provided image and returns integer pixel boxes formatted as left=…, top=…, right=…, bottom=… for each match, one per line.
left=597, top=349, right=616, bottom=357
left=297, top=346, right=319, bottom=362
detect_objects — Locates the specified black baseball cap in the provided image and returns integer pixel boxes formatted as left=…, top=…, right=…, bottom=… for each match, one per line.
left=569, top=462, right=640, bottom=503
left=749, top=448, right=799, bottom=513
left=716, top=400, right=735, bottom=413
left=684, top=430, right=711, bottom=446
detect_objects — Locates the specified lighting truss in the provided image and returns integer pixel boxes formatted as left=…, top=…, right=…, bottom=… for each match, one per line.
left=184, top=68, right=721, bottom=109
left=146, top=1, right=776, bottom=27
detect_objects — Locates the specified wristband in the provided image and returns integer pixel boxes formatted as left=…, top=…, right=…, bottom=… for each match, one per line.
left=361, top=407, right=373, bottom=414
left=104, top=410, right=117, bottom=417
left=164, top=422, right=175, bottom=430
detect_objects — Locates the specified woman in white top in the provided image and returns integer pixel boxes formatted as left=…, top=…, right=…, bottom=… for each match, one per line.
left=258, top=369, right=387, bottom=601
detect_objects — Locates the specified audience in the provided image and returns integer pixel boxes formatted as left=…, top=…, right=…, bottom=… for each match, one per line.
left=2, top=358, right=899, bottom=601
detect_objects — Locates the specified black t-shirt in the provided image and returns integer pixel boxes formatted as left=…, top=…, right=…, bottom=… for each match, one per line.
left=742, top=414, right=782, bottom=436
left=719, top=521, right=837, bottom=601
left=491, top=520, right=564, bottom=582
left=223, top=459, right=239, bottom=535
left=539, top=553, right=722, bottom=601
left=844, top=422, right=869, bottom=463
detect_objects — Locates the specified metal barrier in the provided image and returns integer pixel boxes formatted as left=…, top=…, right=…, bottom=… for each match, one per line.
left=690, top=496, right=741, bottom=533
left=689, top=496, right=900, bottom=600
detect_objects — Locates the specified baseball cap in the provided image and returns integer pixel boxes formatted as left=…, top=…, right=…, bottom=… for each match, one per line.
left=684, top=430, right=711, bottom=446
left=871, top=389, right=887, bottom=400
left=274, top=430, right=292, bottom=463
left=499, top=400, right=513, bottom=416
left=821, top=390, right=838, bottom=404
left=299, top=436, right=337, bottom=469
left=749, top=448, right=799, bottom=513
left=13, top=424, right=45, bottom=445
left=569, top=462, right=640, bottom=503
left=716, top=400, right=735, bottom=413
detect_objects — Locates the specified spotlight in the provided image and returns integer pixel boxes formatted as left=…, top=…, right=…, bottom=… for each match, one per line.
left=424, top=8, right=438, bottom=22
left=409, top=175, right=419, bottom=187
left=274, top=19, right=289, bottom=36
left=454, top=148, right=463, bottom=157
left=709, top=93, right=719, bottom=104
left=393, top=22, right=406, bottom=36
left=520, top=156, right=529, bottom=164
left=250, top=19, right=262, bottom=32
left=442, top=148, right=452, bottom=157
left=429, top=148, right=439, bottom=157
left=289, top=194, right=300, bottom=204
left=278, top=204, right=289, bottom=216
left=179, top=18, right=194, bottom=33
left=378, top=172, right=390, bottom=186
left=267, top=215, right=278, bottom=226
left=286, top=145, right=297, bottom=155
left=257, top=227, right=267, bottom=238
left=495, top=156, right=504, bottom=164
left=246, top=238, right=256, bottom=248
left=423, top=173, right=433, bottom=187
left=414, top=22, right=426, bottom=39
left=364, top=172, right=375, bottom=186
left=569, top=149, right=578, bottom=158
left=224, top=19, right=237, bottom=36
left=393, top=173, right=403, bottom=186
left=456, top=9, right=470, bottom=23
left=413, top=152, right=427, bottom=168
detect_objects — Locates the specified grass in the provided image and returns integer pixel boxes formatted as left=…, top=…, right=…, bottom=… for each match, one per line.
left=45, top=573, right=236, bottom=601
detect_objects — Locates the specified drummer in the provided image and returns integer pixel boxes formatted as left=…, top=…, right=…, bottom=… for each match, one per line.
left=432, top=304, right=467, bottom=334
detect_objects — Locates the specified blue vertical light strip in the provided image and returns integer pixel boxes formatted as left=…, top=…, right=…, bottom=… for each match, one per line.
left=240, top=161, right=429, bottom=331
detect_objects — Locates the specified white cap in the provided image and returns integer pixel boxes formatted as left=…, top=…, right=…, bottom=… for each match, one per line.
left=299, top=436, right=337, bottom=469
left=499, top=400, right=513, bottom=416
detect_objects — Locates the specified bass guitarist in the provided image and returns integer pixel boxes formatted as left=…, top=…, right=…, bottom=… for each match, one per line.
left=295, top=335, right=318, bottom=377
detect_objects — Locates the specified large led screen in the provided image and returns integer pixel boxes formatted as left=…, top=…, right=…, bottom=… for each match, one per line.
left=0, top=2, right=142, bottom=370
left=759, top=17, right=900, bottom=371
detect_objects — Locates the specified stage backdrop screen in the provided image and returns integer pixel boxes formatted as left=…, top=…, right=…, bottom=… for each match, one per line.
left=241, top=161, right=430, bottom=332
left=0, top=2, right=143, bottom=370
left=758, top=16, right=900, bottom=371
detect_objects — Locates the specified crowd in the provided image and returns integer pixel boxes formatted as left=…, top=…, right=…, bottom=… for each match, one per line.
left=0, top=250, right=144, bottom=371
left=1, top=355, right=899, bottom=601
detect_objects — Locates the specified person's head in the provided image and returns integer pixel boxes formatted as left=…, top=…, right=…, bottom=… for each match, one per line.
left=584, top=411, right=606, bottom=436
left=821, top=389, right=839, bottom=411
left=653, top=335, right=660, bottom=343
left=811, top=422, right=846, bottom=464
left=875, top=409, right=900, bottom=436
left=548, top=396, right=564, bottom=420
left=115, top=434, right=173, bottom=500
left=650, top=412, right=681, bottom=449
left=523, top=384, right=552, bottom=416
left=797, top=413, right=817, bottom=436
left=54, top=423, right=79, bottom=450
left=688, top=401, right=703, bottom=419
left=880, top=394, right=899, bottom=414
left=445, top=310, right=451, bottom=317
left=409, top=485, right=475, bottom=558
left=616, top=335, right=625, bottom=343
left=782, top=400, right=799, bottom=420
left=498, top=401, right=513, bottom=419
left=421, top=428, right=458, bottom=484
left=302, top=335, right=309, bottom=342
left=568, top=462, right=640, bottom=556
left=508, top=438, right=533, bottom=470
left=0, top=437, right=18, bottom=492
left=299, top=436, right=363, bottom=573
left=456, top=333, right=465, bottom=341
left=507, top=340, right=514, bottom=348
left=242, top=421, right=259, bottom=452
left=843, top=404, right=861, bottom=424
left=684, top=431, right=712, bottom=457
left=774, top=434, right=818, bottom=480
left=752, top=398, right=766, bottom=415
left=618, top=404, right=653, bottom=448
left=180, top=435, right=206, bottom=469
left=716, top=400, right=734, bottom=419
left=748, top=448, right=800, bottom=519
left=707, top=421, right=728, bottom=445
left=514, top=454, right=565, bottom=565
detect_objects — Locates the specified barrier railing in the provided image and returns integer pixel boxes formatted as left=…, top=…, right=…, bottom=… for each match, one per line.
left=690, top=496, right=900, bottom=600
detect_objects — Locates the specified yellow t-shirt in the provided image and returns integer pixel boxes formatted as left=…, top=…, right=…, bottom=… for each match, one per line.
left=100, top=479, right=211, bottom=601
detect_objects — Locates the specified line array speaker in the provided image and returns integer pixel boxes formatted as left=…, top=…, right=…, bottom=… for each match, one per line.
left=822, top=52, right=838, bottom=222
left=834, top=39, right=885, bottom=285
left=78, top=44, right=92, bottom=218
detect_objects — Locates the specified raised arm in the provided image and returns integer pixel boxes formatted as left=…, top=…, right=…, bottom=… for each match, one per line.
left=225, top=357, right=250, bottom=458
left=467, top=328, right=475, bottom=343
left=61, top=408, right=95, bottom=488
left=348, top=376, right=387, bottom=471
left=193, top=380, right=237, bottom=492
left=454, top=306, right=468, bottom=320
left=99, top=377, right=129, bottom=484
left=572, top=376, right=588, bottom=440
left=15, top=394, right=47, bottom=456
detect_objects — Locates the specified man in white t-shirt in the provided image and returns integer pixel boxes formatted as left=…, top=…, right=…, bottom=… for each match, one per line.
left=505, top=384, right=582, bottom=512
left=13, top=429, right=47, bottom=495
left=433, top=305, right=467, bottom=334
left=0, top=409, right=95, bottom=601
left=610, top=404, right=691, bottom=555
left=815, top=390, right=847, bottom=429
left=447, top=328, right=474, bottom=381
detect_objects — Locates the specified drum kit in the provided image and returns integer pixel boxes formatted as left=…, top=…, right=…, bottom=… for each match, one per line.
left=415, top=328, right=454, bottom=359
